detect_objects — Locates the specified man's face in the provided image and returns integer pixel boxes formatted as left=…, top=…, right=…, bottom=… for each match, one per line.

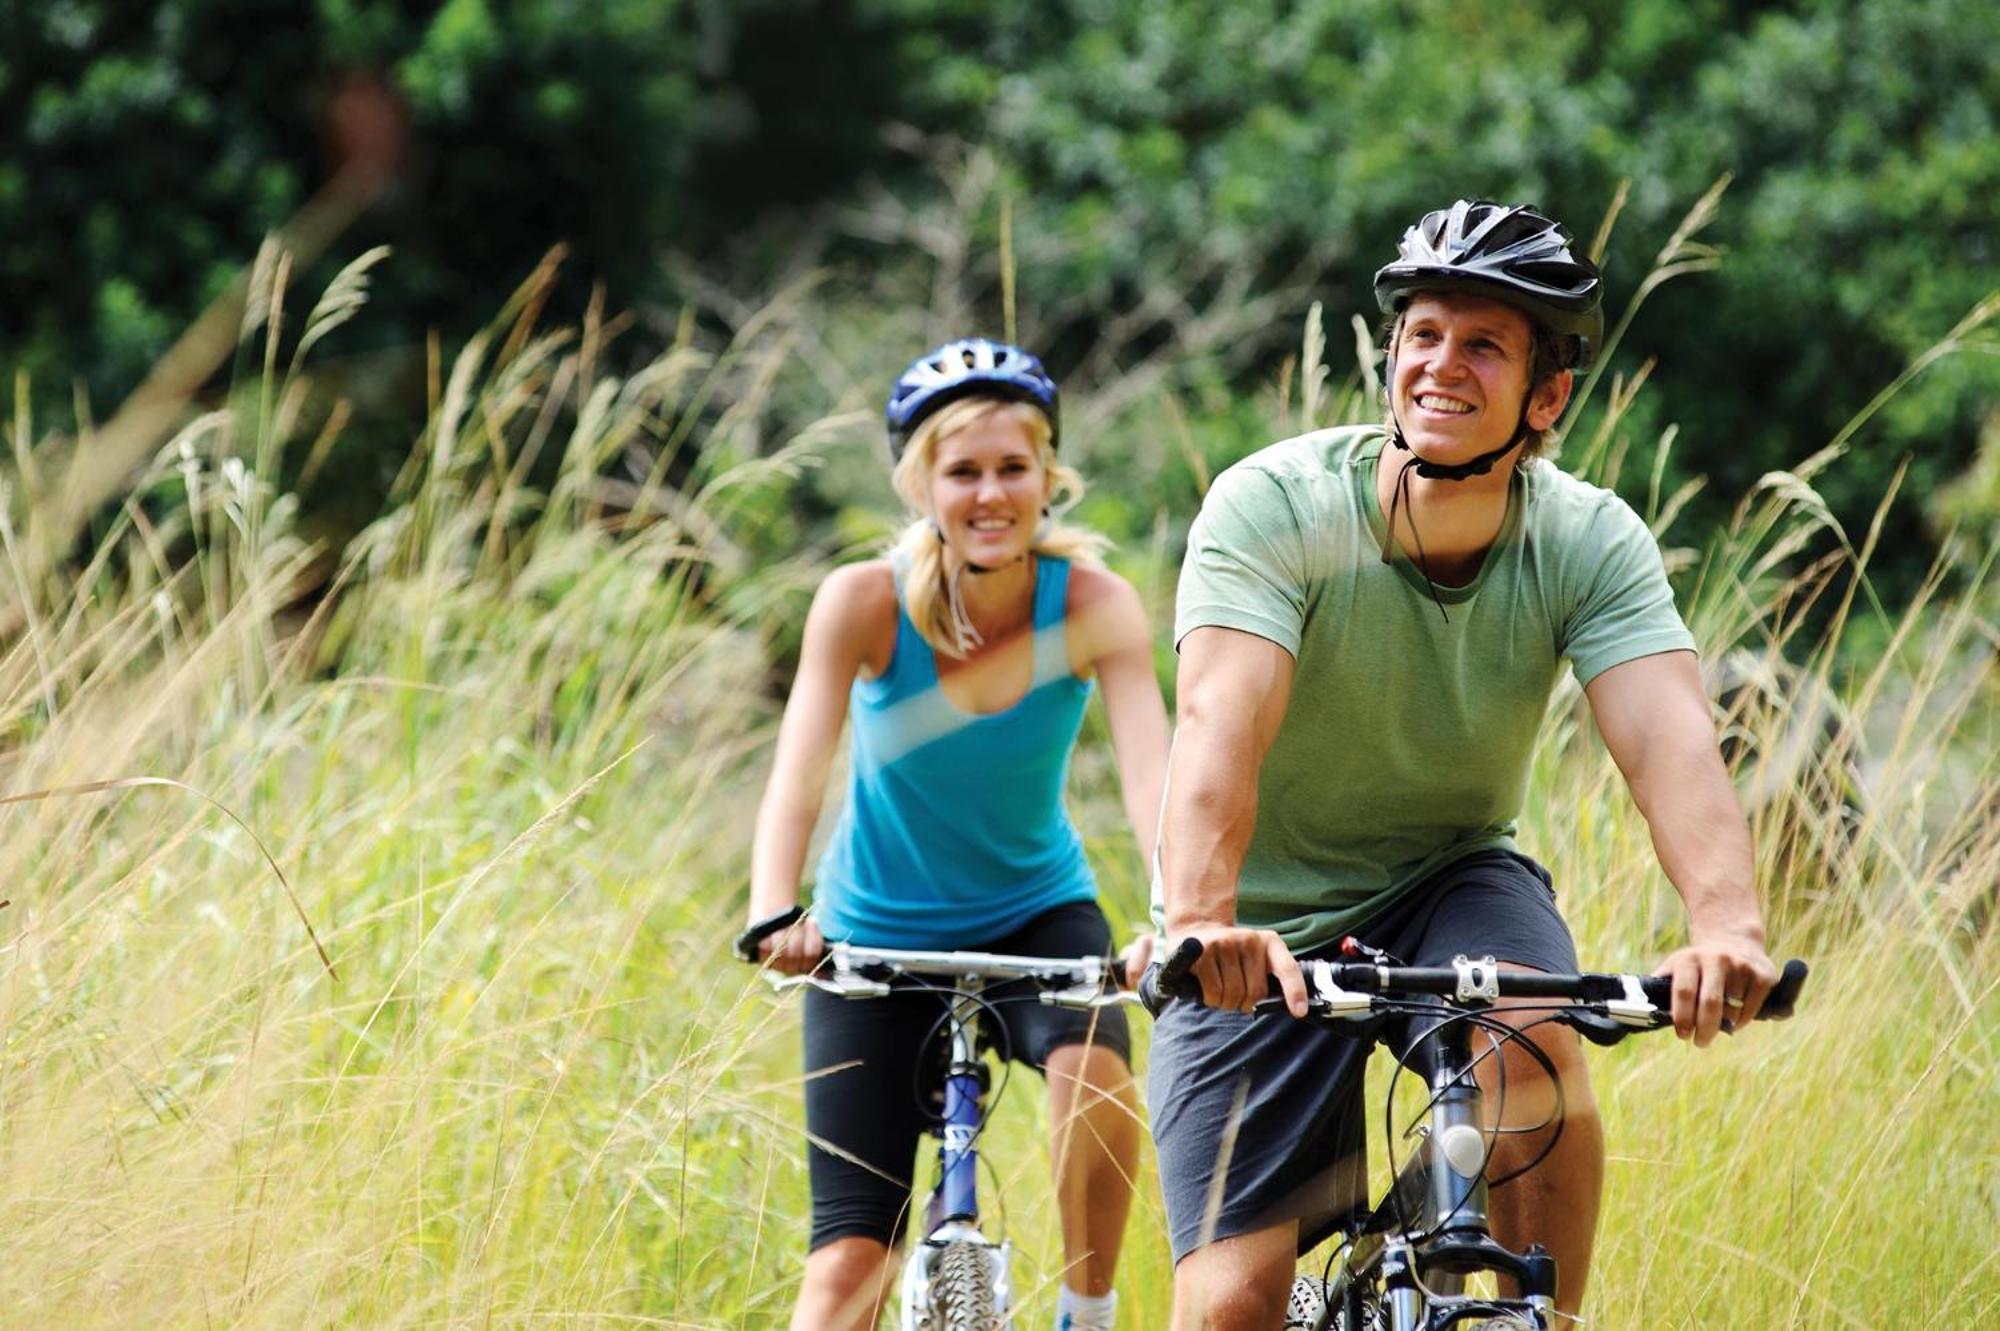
left=1391, top=293, right=1569, bottom=464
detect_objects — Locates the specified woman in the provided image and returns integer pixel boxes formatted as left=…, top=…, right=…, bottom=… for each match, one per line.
left=745, top=338, right=1169, bottom=1331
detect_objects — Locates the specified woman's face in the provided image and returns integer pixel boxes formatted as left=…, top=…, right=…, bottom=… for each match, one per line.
left=928, top=408, right=1051, bottom=568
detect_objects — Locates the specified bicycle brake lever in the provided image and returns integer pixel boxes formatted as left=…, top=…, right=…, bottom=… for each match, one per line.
left=1248, top=964, right=1376, bottom=1021
left=1602, top=973, right=1659, bottom=1026
left=1304, top=959, right=1376, bottom=1017
left=1568, top=1008, right=1633, bottom=1047
left=1041, top=980, right=1123, bottom=1009
left=769, top=969, right=891, bottom=998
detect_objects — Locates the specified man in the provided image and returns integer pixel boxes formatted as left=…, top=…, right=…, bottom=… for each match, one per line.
left=1149, top=199, right=1779, bottom=1328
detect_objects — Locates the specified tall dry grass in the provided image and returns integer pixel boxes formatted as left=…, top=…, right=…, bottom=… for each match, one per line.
left=1, top=195, right=1994, bottom=1328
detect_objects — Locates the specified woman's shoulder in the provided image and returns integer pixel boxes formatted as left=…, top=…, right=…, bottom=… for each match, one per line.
left=1062, top=559, right=1137, bottom=610
left=1062, top=561, right=1150, bottom=660
left=810, top=559, right=900, bottom=632
left=804, top=559, right=901, bottom=678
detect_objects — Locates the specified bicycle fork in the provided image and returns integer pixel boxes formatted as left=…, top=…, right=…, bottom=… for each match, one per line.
left=901, top=988, right=1012, bottom=1330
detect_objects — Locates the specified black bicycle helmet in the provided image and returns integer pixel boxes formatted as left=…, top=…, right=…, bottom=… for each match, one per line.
left=884, top=338, right=1060, bottom=464
left=1374, top=199, right=1603, bottom=361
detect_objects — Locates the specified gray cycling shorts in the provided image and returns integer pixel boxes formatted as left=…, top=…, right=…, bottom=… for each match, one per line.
left=1146, top=850, right=1579, bottom=1263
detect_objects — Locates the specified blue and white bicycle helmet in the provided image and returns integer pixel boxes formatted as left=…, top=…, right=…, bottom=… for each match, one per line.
left=885, top=338, right=1060, bottom=463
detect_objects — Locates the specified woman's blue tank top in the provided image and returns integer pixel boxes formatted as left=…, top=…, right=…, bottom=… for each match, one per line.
left=814, top=556, right=1096, bottom=947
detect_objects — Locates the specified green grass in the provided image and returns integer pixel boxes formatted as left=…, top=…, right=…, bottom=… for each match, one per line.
left=1, top=233, right=1994, bottom=1328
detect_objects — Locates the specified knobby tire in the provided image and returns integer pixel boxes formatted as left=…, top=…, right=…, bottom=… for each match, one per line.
left=931, top=1239, right=1001, bottom=1331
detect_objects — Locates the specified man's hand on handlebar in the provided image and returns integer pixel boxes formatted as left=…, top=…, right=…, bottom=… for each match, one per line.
left=1164, top=923, right=1310, bottom=1017
left=1653, top=927, right=1779, bottom=1047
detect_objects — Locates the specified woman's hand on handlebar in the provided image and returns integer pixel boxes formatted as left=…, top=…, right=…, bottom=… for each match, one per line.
left=1168, top=923, right=1309, bottom=1017
left=760, top=915, right=824, bottom=975
left=1114, top=933, right=1154, bottom=991
left=735, top=904, right=825, bottom=975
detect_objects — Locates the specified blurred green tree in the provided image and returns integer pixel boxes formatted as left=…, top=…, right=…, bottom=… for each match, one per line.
left=1, top=0, right=904, bottom=401
left=2, top=0, right=1992, bottom=593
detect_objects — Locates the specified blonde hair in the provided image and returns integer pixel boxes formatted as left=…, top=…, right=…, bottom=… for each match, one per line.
left=889, top=396, right=1109, bottom=659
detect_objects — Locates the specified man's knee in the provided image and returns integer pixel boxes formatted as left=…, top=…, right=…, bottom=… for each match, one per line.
left=1179, top=1284, right=1288, bottom=1330
left=1480, top=1001, right=1595, bottom=1110
left=1172, top=1229, right=1295, bottom=1330
left=1479, top=1018, right=1602, bottom=1182
left=1047, top=1040, right=1133, bottom=1085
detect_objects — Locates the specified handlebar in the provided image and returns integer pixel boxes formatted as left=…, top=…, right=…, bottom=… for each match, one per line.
left=1139, top=937, right=1809, bottom=1041
left=1135, top=936, right=1202, bottom=1013
left=744, top=938, right=1135, bottom=1009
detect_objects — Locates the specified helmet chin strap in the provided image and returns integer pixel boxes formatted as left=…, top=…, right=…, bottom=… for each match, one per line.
left=931, top=519, right=1032, bottom=656
left=1385, top=378, right=1535, bottom=480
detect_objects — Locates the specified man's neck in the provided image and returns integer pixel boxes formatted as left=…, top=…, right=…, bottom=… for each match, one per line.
left=1375, top=446, right=1516, bottom=587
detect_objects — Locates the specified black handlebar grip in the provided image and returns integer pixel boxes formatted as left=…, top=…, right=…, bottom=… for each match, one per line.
left=732, top=905, right=805, bottom=963
left=1761, top=958, right=1809, bottom=1020
left=1138, top=937, right=1206, bottom=1015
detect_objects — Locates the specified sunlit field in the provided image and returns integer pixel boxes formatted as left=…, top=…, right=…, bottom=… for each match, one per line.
left=2, top=223, right=1993, bottom=1328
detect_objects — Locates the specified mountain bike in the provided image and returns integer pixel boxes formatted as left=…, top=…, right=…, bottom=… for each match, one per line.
left=1141, top=939, right=1809, bottom=1331
left=736, top=907, right=1136, bottom=1331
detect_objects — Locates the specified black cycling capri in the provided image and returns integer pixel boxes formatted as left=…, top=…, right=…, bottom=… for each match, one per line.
left=1147, top=849, right=1580, bottom=1262
left=803, top=899, right=1134, bottom=1251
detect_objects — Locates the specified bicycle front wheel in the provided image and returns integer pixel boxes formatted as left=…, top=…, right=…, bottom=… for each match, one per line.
left=1289, top=1273, right=1398, bottom=1331
left=931, top=1238, right=1007, bottom=1331
left=1285, top=1273, right=1332, bottom=1330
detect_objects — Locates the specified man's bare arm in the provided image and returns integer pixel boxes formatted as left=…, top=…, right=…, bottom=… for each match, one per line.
left=1585, top=649, right=1778, bottom=1045
left=1161, top=626, right=1308, bottom=1014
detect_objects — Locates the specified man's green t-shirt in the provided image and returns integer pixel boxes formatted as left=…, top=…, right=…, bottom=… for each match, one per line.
left=1164, top=426, right=1696, bottom=953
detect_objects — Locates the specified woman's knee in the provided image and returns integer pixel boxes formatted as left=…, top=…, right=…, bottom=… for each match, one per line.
left=1046, top=1042, right=1135, bottom=1103
left=795, top=1237, right=898, bottom=1331
left=803, top=1234, right=896, bottom=1293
